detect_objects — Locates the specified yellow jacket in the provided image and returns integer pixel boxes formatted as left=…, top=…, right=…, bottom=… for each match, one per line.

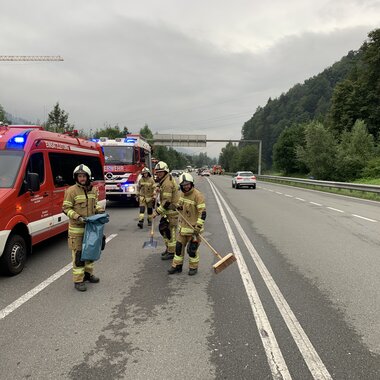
left=138, top=176, right=155, bottom=202
left=177, top=188, right=206, bottom=236
left=62, top=183, right=104, bottom=242
left=156, top=173, right=179, bottom=218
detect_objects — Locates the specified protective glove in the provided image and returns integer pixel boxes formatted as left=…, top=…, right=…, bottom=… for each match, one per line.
left=193, top=224, right=202, bottom=234
left=78, top=216, right=87, bottom=223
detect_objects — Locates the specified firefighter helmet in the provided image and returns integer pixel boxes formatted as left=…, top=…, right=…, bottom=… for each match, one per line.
left=73, top=164, right=92, bottom=184
left=179, top=172, right=194, bottom=192
left=141, top=167, right=151, bottom=176
left=155, top=161, right=169, bottom=173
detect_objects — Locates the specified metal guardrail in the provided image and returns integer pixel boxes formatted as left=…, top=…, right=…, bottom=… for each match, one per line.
left=256, top=175, right=380, bottom=194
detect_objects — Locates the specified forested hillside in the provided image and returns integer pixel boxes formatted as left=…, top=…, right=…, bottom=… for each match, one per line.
left=239, top=28, right=380, bottom=181
left=241, top=50, right=361, bottom=168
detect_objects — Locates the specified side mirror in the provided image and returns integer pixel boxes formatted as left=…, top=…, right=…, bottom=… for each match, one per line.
left=27, top=172, right=40, bottom=193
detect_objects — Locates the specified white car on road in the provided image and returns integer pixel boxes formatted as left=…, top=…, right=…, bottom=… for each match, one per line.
left=232, top=171, right=257, bottom=189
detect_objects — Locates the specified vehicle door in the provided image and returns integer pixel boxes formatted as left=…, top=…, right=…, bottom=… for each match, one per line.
left=18, top=152, right=52, bottom=243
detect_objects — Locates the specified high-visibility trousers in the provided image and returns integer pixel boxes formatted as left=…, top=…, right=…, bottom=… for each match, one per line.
left=71, top=250, right=95, bottom=283
left=172, top=234, right=200, bottom=269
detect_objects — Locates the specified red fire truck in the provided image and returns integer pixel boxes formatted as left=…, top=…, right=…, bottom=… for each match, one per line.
left=96, top=134, right=152, bottom=203
left=0, top=125, right=106, bottom=275
left=212, top=165, right=224, bottom=175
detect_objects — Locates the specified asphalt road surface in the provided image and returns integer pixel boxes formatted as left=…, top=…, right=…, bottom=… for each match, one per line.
left=1, top=175, right=379, bottom=379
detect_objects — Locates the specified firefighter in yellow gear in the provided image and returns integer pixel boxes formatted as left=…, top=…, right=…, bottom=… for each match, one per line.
left=168, top=172, right=206, bottom=276
left=62, top=164, right=105, bottom=292
left=153, top=161, right=179, bottom=260
left=137, top=167, right=156, bottom=229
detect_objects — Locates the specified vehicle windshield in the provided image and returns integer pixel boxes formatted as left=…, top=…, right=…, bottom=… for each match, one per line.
left=103, top=146, right=133, bottom=164
left=0, top=151, right=24, bottom=188
left=238, top=172, right=254, bottom=177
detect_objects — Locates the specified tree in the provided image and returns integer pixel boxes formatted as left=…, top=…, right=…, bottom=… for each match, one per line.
left=234, top=145, right=259, bottom=173
left=0, top=104, right=10, bottom=124
left=273, top=124, right=307, bottom=174
left=45, top=102, right=73, bottom=133
left=335, top=120, right=375, bottom=180
left=219, top=142, right=239, bottom=172
left=94, top=125, right=125, bottom=139
left=140, top=124, right=153, bottom=141
left=296, top=121, right=337, bottom=180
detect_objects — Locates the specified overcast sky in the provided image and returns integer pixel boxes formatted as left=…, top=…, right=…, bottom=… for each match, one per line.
left=1, top=0, right=379, bottom=157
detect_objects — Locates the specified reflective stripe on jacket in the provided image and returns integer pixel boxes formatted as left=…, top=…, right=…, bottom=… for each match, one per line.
left=157, top=174, right=179, bottom=217
left=178, top=188, right=206, bottom=235
left=138, top=177, right=156, bottom=202
left=63, top=183, right=103, bottom=237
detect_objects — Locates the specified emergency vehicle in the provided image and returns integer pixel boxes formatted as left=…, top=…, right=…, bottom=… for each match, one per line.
left=212, top=165, right=223, bottom=175
left=0, top=125, right=106, bottom=275
left=96, top=134, right=152, bottom=203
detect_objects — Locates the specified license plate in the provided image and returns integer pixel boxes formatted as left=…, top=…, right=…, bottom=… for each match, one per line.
left=106, top=185, right=118, bottom=190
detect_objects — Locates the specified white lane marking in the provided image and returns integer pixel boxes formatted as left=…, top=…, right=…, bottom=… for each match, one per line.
left=327, top=207, right=344, bottom=213
left=352, top=214, right=377, bottom=223
left=106, top=234, right=118, bottom=242
left=264, top=186, right=377, bottom=224
left=210, top=182, right=332, bottom=380
left=276, top=191, right=283, bottom=195
left=208, top=183, right=291, bottom=379
left=0, top=234, right=118, bottom=321
left=268, top=189, right=274, bottom=192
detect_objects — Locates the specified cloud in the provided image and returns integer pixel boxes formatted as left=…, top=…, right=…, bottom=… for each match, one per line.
left=0, top=1, right=379, bottom=157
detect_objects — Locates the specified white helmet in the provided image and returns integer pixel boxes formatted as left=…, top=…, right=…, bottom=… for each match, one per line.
left=141, top=167, right=151, bottom=175
left=155, top=161, right=169, bottom=173
left=73, top=164, right=91, bottom=182
left=179, top=172, right=194, bottom=192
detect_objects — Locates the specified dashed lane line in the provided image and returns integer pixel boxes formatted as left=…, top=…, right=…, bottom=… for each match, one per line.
left=264, top=188, right=379, bottom=224
left=352, top=214, right=377, bottom=223
left=326, top=207, right=344, bottom=213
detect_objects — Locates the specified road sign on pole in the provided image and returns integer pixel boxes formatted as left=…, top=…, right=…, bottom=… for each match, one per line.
left=152, top=134, right=262, bottom=174
left=153, top=133, right=207, bottom=147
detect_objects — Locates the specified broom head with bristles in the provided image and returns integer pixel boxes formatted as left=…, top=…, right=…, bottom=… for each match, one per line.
left=213, top=253, right=237, bottom=274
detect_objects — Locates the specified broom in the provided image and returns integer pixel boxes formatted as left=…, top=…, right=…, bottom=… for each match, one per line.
left=177, top=210, right=236, bottom=273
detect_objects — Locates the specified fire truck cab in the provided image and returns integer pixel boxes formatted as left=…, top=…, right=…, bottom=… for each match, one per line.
left=96, top=135, right=152, bottom=203
left=0, top=125, right=106, bottom=275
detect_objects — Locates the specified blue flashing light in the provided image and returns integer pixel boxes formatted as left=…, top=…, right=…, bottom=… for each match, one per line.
left=6, top=131, right=31, bottom=149
left=89, top=138, right=100, bottom=143
left=124, top=138, right=136, bottom=143
left=14, top=136, right=25, bottom=143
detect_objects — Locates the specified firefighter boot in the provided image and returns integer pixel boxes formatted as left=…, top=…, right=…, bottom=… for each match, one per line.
left=147, top=220, right=152, bottom=227
left=84, top=272, right=100, bottom=283
left=74, top=282, right=87, bottom=291
left=161, top=252, right=174, bottom=260
left=188, top=268, right=198, bottom=276
left=137, top=220, right=144, bottom=229
left=168, top=265, right=183, bottom=274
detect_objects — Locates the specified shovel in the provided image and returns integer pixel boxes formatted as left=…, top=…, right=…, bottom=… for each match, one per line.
left=142, top=197, right=158, bottom=249
left=178, top=210, right=236, bottom=273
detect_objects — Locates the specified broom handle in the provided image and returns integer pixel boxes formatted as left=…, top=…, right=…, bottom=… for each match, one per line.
left=150, top=195, right=159, bottom=237
left=177, top=210, right=223, bottom=260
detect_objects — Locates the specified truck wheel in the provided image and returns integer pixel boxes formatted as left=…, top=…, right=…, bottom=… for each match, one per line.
left=0, top=234, right=27, bottom=275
